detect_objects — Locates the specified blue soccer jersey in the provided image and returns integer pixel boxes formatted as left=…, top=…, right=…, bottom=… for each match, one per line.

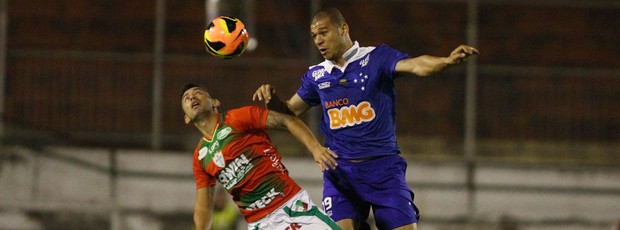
left=296, top=42, right=410, bottom=159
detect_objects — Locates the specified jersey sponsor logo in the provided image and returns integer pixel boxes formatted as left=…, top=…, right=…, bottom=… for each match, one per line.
left=318, top=81, right=330, bottom=89
left=324, top=98, right=349, bottom=109
left=264, top=148, right=286, bottom=174
left=198, top=147, right=208, bottom=160
left=326, top=101, right=375, bottom=129
left=312, top=69, right=326, bottom=81
left=213, top=151, right=225, bottom=168
left=208, top=141, right=220, bottom=154
left=218, top=154, right=253, bottom=190
left=216, top=127, right=232, bottom=140
left=246, top=188, right=282, bottom=210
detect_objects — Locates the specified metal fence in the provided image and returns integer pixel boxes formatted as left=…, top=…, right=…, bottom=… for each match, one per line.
left=2, top=0, right=619, bottom=164
left=1, top=1, right=620, bottom=229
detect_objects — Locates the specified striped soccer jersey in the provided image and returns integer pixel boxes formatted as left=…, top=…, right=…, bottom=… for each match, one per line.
left=192, top=106, right=301, bottom=222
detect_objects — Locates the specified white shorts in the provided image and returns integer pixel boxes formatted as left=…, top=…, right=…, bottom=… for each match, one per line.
left=247, top=190, right=339, bottom=230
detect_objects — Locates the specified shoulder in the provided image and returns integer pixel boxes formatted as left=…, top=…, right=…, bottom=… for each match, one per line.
left=372, top=44, right=410, bottom=64
left=192, top=138, right=205, bottom=160
left=227, top=106, right=264, bottom=114
left=308, top=60, right=330, bottom=71
left=304, top=63, right=330, bottom=82
left=225, top=106, right=267, bottom=121
left=374, top=44, right=401, bottom=53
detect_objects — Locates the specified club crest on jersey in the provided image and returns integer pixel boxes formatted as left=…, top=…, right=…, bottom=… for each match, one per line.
left=327, top=101, right=376, bottom=129
left=312, top=69, right=326, bottom=81
left=213, top=151, right=225, bottom=167
left=217, top=127, right=232, bottom=140
left=359, top=54, right=369, bottom=67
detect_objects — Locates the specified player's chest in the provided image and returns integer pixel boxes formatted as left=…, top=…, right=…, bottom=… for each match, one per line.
left=197, top=125, right=238, bottom=168
left=315, top=68, right=380, bottom=104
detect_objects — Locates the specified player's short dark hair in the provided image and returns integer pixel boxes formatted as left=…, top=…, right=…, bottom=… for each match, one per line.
left=313, top=7, right=347, bottom=26
left=180, top=82, right=201, bottom=99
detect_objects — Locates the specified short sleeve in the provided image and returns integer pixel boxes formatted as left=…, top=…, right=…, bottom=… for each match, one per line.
left=375, top=44, right=410, bottom=80
left=193, top=143, right=215, bottom=189
left=225, top=106, right=269, bottom=131
left=295, top=70, right=321, bottom=107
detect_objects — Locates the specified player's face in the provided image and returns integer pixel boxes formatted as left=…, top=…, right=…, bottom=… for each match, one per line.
left=181, top=87, right=214, bottom=121
left=311, top=17, right=346, bottom=61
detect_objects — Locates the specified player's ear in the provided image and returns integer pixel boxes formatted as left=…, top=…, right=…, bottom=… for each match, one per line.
left=341, top=23, right=349, bottom=36
left=184, top=114, right=191, bottom=124
left=212, top=99, right=221, bottom=108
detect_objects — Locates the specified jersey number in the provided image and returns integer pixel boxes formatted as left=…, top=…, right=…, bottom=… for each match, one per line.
left=322, top=197, right=333, bottom=211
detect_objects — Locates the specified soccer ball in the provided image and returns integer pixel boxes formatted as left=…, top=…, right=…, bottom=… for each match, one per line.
left=204, top=16, right=249, bottom=59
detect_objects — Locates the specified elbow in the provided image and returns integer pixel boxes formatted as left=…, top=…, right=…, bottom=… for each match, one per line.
left=411, top=56, right=449, bottom=77
left=283, top=115, right=300, bottom=127
left=415, top=71, right=432, bottom=77
left=412, top=67, right=434, bottom=77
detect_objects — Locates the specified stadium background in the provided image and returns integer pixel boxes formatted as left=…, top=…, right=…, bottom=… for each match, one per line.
left=1, top=0, right=619, bottom=229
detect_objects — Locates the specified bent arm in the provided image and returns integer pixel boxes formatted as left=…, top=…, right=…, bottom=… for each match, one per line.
left=286, top=94, right=311, bottom=117
left=265, top=110, right=338, bottom=170
left=264, top=93, right=311, bottom=117
left=252, top=84, right=311, bottom=117
left=194, top=186, right=215, bottom=230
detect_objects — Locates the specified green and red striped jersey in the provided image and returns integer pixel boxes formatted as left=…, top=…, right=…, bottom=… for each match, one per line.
left=192, top=105, right=302, bottom=222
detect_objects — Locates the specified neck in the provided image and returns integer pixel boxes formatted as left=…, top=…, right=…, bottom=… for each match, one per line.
left=333, top=40, right=354, bottom=67
left=193, top=114, right=219, bottom=140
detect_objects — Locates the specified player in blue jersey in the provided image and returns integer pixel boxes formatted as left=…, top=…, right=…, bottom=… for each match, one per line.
left=253, top=7, right=478, bottom=230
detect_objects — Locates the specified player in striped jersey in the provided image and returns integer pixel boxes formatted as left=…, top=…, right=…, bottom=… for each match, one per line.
left=253, top=7, right=478, bottom=230
left=181, top=83, right=340, bottom=230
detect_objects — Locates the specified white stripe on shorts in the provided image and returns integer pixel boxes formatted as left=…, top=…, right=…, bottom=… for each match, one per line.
left=247, top=190, right=339, bottom=230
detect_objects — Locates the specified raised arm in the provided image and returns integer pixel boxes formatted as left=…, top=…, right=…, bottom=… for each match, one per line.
left=265, top=110, right=338, bottom=171
left=194, top=186, right=215, bottom=230
left=253, top=84, right=311, bottom=117
left=395, top=44, right=479, bottom=77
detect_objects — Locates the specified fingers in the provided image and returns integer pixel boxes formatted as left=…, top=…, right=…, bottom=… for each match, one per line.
left=448, top=45, right=479, bottom=65
left=252, top=84, right=274, bottom=103
left=455, top=45, right=479, bottom=56
left=323, top=149, right=339, bottom=170
left=315, top=148, right=339, bottom=171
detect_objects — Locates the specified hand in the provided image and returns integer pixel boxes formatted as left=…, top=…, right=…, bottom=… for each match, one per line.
left=311, top=147, right=339, bottom=171
left=446, top=45, right=479, bottom=65
left=252, top=84, right=276, bottom=104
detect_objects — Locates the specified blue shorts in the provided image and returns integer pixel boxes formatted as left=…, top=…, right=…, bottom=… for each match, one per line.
left=322, top=154, right=420, bottom=229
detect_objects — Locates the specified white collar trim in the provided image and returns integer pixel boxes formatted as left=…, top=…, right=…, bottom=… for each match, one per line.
left=313, top=41, right=374, bottom=74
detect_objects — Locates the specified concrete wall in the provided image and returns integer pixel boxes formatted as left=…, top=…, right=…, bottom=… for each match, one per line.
left=1, top=146, right=619, bottom=230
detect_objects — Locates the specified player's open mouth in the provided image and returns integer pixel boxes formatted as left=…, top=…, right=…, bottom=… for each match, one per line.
left=319, top=48, right=327, bottom=55
left=192, top=102, right=200, bottom=109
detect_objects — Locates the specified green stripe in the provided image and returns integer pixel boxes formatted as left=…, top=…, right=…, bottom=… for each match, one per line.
left=283, top=206, right=341, bottom=230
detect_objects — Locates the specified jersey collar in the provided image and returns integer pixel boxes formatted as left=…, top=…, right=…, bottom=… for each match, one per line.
left=202, top=116, right=220, bottom=142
